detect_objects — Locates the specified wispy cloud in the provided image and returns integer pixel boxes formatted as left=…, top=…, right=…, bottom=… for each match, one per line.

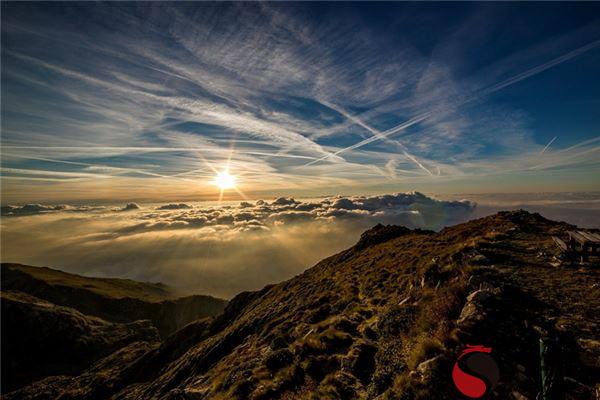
left=306, top=39, right=600, bottom=166
left=2, top=3, right=599, bottom=202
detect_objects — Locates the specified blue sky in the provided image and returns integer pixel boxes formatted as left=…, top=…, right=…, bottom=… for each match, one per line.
left=2, top=2, right=600, bottom=203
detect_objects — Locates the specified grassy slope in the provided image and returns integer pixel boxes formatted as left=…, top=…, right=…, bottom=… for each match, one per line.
left=4, top=211, right=600, bottom=400
left=1, top=263, right=228, bottom=337
left=1, top=264, right=173, bottom=302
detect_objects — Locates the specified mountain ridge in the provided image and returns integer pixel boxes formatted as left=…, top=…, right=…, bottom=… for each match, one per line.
left=3, top=211, right=599, bottom=399
left=1, top=264, right=228, bottom=392
left=2, top=263, right=174, bottom=301
left=1, top=263, right=227, bottom=337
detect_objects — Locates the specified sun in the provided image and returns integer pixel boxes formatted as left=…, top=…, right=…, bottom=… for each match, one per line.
left=214, top=170, right=236, bottom=190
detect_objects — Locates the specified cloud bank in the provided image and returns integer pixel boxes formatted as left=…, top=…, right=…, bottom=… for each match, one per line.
left=1, top=192, right=474, bottom=298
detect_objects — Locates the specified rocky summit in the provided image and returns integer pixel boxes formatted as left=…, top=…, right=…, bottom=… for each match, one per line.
left=2, top=211, right=599, bottom=399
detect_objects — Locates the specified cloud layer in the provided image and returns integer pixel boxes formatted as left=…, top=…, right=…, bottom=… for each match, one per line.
left=0, top=192, right=474, bottom=298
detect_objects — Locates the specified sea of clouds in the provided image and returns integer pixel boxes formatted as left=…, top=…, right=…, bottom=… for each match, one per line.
left=2, top=192, right=476, bottom=298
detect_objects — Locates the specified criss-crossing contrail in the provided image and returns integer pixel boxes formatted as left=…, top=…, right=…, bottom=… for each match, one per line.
left=539, top=136, right=558, bottom=155
left=304, top=112, right=431, bottom=166
left=318, top=100, right=434, bottom=175
left=305, top=39, right=600, bottom=167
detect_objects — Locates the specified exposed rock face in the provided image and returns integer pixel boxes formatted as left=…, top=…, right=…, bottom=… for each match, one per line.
left=1, top=291, right=159, bottom=392
left=415, top=354, right=445, bottom=383
left=456, top=286, right=502, bottom=331
left=3, top=211, right=599, bottom=399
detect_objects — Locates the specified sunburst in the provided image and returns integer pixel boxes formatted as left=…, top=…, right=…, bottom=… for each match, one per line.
left=214, top=170, right=236, bottom=190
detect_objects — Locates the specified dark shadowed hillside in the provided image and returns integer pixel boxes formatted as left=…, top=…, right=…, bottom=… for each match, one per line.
left=1, top=264, right=227, bottom=392
left=1, top=264, right=227, bottom=337
left=1, top=290, right=160, bottom=393
left=3, top=211, right=599, bottom=399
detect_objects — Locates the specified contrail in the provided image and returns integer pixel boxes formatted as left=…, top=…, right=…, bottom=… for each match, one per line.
left=2, top=146, right=317, bottom=160
left=321, top=100, right=382, bottom=138
left=2, top=153, right=198, bottom=182
left=481, top=40, right=600, bottom=95
left=305, top=39, right=600, bottom=166
left=539, top=136, right=558, bottom=155
left=402, top=150, right=433, bottom=176
left=560, top=135, right=600, bottom=152
left=3, top=148, right=319, bottom=184
left=319, top=100, right=434, bottom=174
left=304, top=112, right=431, bottom=166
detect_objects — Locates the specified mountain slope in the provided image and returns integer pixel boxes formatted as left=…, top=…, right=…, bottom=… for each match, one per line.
left=4, top=211, right=599, bottom=399
left=2, top=263, right=173, bottom=301
left=0, top=290, right=160, bottom=393
left=1, top=263, right=227, bottom=336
